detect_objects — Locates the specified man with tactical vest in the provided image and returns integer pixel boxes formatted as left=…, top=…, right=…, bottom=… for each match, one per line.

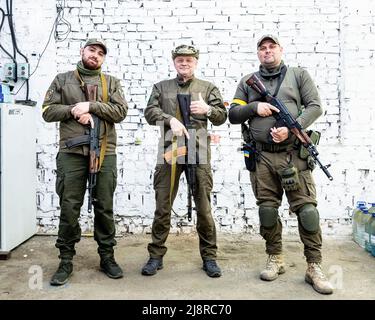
left=228, top=35, right=333, bottom=294
left=42, top=38, right=128, bottom=285
left=142, top=44, right=227, bottom=277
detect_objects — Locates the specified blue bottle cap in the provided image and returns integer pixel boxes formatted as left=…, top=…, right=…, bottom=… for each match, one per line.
left=357, top=201, right=367, bottom=208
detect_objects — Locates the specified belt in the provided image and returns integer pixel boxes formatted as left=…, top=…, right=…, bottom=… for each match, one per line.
left=257, top=143, right=290, bottom=153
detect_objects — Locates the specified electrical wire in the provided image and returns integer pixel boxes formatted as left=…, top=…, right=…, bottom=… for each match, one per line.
left=7, top=0, right=28, bottom=63
left=55, top=0, right=71, bottom=42
left=0, top=7, right=16, bottom=63
left=12, top=7, right=63, bottom=96
left=5, top=0, right=30, bottom=100
left=7, top=1, right=71, bottom=99
left=5, top=0, right=15, bottom=60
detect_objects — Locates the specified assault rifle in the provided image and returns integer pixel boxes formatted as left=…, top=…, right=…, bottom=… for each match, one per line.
left=177, top=93, right=197, bottom=222
left=65, top=84, right=101, bottom=212
left=87, top=112, right=100, bottom=213
left=246, top=73, right=333, bottom=181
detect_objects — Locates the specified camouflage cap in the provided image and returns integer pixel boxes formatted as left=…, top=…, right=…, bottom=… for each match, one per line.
left=257, top=34, right=280, bottom=48
left=84, top=38, right=107, bottom=54
left=171, top=44, right=199, bottom=59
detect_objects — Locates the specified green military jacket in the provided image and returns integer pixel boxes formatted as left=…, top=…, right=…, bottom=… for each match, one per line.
left=42, top=70, right=128, bottom=155
left=145, top=75, right=227, bottom=164
left=229, top=63, right=323, bottom=146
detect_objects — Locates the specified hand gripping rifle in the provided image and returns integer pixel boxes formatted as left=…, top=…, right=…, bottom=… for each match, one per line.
left=246, top=74, right=333, bottom=181
left=177, top=94, right=197, bottom=222
left=65, top=84, right=101, bottom=212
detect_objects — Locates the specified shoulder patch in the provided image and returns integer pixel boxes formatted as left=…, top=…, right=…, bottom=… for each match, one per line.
left=44, top=89, right=54, bottom=102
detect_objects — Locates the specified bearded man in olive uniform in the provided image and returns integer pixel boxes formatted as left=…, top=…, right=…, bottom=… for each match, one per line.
left=142, top=45, right=227, bottom=277
left=42, top=39, right=128, bottom=285
left=229, top=35, right=333, bottom=294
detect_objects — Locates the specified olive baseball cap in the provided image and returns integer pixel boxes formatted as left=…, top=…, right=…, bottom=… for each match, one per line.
left=257, top=34, right=280, bottom=48
left=171, top=44, right=199, bottom=59
left=84, top=38, right=107, bottom=54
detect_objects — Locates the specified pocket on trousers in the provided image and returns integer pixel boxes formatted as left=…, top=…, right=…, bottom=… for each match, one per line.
left=55, top=173, right=64, bottom=198
left=299, top=170, right=316, bottom=198
left=196, top=165, right=213, bottom=192
left=112, top=170, right=118, bottom=191
left=250, top=172, right=258, bottom=198
left=153, top=164, right=165, bottom=189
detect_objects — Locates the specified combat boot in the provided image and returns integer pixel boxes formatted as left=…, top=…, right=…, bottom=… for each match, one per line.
left=141, top=257, right=163, bottom=276
left=305, top=262, right=333, bottom=294
left=50, top=259, right=73, bottom=286
left=100, top=256, right=123, bottom=279
left=260, top=254, right=285, bottom=281
left=203, top=260, right=222, bottom=278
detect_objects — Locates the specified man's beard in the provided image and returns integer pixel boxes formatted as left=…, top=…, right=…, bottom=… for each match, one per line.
left=82, top=56, right=100, bottom=70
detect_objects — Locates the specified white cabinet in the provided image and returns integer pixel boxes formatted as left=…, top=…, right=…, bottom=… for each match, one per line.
left=0, top=103, right=37, bottom=257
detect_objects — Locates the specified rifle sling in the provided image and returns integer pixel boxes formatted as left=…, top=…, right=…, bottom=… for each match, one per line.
left=98, top=73, right=108, bottom=170
left=74, top=70, right=109, bottom=170
left=273, top=65, right=287, bottom=97
left=256, top=64, right=287, bottom=98
left=169, top=104, right=183, bottom=207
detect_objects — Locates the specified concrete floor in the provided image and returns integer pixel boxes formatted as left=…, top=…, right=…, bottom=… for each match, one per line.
left=0, top=233, right=374, bottom=300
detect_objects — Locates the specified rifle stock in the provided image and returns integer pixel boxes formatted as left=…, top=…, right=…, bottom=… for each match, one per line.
left=87, top=113, right=100, bottom=213
left=246, top=74, right=333, bottom=181
left=83, top=84, right=101, bottom=213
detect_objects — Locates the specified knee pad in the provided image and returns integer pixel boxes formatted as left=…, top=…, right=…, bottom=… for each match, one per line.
left=298, top=204, right=320, bottom=233
left=259, top=206, right=279, bottom=228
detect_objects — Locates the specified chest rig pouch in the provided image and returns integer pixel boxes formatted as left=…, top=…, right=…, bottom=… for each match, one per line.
left=278, top=164, right=301, bottom=191
left=295, top=129, right=321, bottom=170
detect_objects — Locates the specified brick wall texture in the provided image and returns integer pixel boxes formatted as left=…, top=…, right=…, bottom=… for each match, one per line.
left=1, top=0, right=375, bottom=236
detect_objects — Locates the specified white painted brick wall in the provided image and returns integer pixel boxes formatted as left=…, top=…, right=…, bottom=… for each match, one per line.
left=1, top=0, right=374, bottom=236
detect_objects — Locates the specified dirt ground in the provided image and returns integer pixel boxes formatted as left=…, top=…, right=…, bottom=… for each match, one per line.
left=0, top=232, right=374, bottom=300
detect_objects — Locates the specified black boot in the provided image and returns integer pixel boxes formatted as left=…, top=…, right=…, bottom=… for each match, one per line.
left=203, top=260, right=222, bottom=278
left=50, top=259, right=73, bottom=286
left=141, top=257, right=163, bottom=276
left=100, top=256, right=123, bottom=279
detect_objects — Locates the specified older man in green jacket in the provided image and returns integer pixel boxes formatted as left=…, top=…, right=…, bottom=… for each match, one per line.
left=142, top=45, right=227, bottom=277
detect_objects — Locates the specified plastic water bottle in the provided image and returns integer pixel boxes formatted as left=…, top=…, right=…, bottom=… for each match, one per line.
left=365, top=203, right=375, bottom=252
left=352, top=201, right=367, bottom=245
left=369, top=212, right=375, bottom=257
left=357, top=208, right=369, bottom=249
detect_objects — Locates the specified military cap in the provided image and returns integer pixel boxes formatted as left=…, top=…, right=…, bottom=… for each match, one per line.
left=257, top=34, right=280, bottom=48
left=171, top=44, right=199, bottom=59
left=84, top=38, right=108, bottom=54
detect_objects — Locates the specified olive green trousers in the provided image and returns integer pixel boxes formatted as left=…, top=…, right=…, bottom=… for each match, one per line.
left=55, top=153, right=117, bottom=259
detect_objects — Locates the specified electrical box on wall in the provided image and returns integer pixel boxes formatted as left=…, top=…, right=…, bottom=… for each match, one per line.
left=4, top=63, right=16, bottom=81
left=17, top=63, right=30, bottom=79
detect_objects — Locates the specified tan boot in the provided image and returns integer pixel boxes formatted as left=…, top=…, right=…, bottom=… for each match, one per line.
left=305, top=262, right=334, bottom=295
left=260, top=254, right=286, bottom=281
